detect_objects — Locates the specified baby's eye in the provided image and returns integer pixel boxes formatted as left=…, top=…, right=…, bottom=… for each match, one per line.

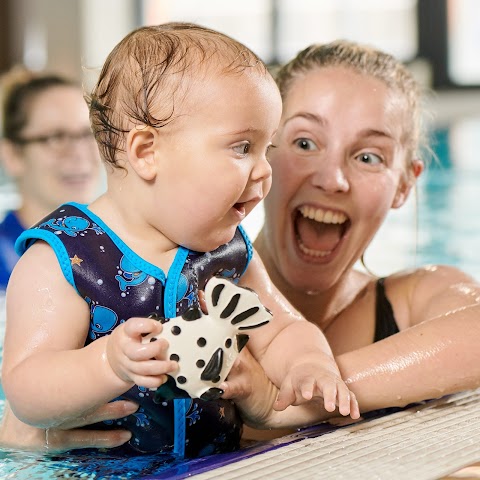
left=233, top=142, right=251, bottom=155
left=356, top=152, right=383, bottom=165
left=294, top=138, right=318, bottom=151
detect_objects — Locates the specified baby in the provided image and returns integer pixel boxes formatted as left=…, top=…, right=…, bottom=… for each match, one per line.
left=2, top=23, right=358, bottom=458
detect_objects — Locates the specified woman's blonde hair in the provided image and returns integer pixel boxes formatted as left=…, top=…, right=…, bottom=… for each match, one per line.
left=275, top=40, right=428, bottom=166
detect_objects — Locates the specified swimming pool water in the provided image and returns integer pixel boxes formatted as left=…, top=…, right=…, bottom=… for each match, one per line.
left=0, top=126, right=479, bottom=478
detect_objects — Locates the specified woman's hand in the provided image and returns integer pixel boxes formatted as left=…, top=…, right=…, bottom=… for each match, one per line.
left=0, top=400, right=138, bottom=453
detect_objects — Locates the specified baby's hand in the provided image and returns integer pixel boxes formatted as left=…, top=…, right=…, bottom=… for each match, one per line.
left=275, top=354, right=360, bottom=419
left=105, top=317, right=178, bottom=388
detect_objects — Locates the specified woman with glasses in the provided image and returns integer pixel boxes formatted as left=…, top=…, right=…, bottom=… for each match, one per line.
left=0, top=67, right=103, bottom=290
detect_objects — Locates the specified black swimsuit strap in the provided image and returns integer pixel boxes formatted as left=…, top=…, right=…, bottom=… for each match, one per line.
left=374, top=277, right=400, bottom=342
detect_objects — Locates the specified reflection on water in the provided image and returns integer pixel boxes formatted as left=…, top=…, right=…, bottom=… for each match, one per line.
left=0, top=123, right=479, bottom=478
left=0, top=448, right=182, bottom=478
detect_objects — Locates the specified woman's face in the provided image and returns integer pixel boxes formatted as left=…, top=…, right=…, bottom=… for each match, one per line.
left=263, top=66, right=413, bottom=293
left=13, top=85, right=102, bottom=212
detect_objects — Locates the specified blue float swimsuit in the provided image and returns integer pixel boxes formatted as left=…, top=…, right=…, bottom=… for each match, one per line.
left=0, top=211, right=24, bottom=290
left=16, top=202, right=252, bottom=457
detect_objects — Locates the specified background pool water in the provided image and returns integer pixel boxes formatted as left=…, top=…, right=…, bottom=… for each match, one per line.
left=0, top=123, right=479, bottom=478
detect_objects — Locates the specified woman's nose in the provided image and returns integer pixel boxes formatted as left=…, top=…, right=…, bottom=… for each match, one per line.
left=310, top=156, right=349, bottom=193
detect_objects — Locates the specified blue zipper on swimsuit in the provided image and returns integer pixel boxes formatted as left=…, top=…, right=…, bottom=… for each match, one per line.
left=164, top=247, right=190, bottom=458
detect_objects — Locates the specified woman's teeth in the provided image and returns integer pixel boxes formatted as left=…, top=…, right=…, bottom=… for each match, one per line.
left=298, top=205, right=347, bottom=225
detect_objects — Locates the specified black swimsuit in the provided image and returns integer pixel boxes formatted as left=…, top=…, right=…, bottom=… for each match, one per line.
left=362, top=278, right=425, bottom=420
left=374, top=277, right=400, bottom=342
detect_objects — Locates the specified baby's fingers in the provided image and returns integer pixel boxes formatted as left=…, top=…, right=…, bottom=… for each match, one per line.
left=124, top=317, right=163, bottom=339
left=324, top=382, right=360, bottom=419
left=344, top=390, right=360, bottom=419
left=336, top=383, right=353, bottom=416
left=128, top=358, right=178, bottom=389
left=123, top=336, right=169, bottom=362
left=129, top=358, right=178, bottom=378
left=131, top=373, right=169, bottom=390
left=321, top=380, right=338, bottom=413
left=274, top=381, right=296, bottom=411
left=299, top=379, right=315, bottom=402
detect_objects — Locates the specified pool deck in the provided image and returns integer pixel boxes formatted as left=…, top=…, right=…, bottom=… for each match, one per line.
left=151, top=388, right=480, bottom=480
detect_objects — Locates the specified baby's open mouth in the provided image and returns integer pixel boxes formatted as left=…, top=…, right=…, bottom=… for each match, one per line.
left=234, top=202, right=246, bottom=215
left=294, top=206, right=350, bottom=257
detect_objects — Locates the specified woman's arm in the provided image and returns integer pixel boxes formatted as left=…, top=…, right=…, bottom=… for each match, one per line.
left=226, top=303, right=480, bottom=430
left=225, top=267, right=480, bottom=429
left=344, top=265, right=480, bottom=411
left=0, top=400, right=137, bottom=452
left=335, top=307, right=480, bottom=410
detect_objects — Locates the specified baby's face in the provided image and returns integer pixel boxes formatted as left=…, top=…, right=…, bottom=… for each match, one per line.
left=150, top=70, right=282, bottom=252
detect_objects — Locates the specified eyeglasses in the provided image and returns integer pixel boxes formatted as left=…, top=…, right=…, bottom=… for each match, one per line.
left=14, top=129, right=96, bottom=152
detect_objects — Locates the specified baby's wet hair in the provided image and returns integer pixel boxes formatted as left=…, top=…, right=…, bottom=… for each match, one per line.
left=87, top=22, right=267, bottom=168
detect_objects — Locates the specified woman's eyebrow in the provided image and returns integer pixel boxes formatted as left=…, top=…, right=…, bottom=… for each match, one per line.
left=283, top=113, right=396, bottom=143
left=283, top=111, right=326, bottom=127
left=356, top=128, right=395, bottom=141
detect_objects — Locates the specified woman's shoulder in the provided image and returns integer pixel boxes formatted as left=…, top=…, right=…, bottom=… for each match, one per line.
left=383, top=265, right=479, bottom=327
left=386, top=264, right=476, bottom=289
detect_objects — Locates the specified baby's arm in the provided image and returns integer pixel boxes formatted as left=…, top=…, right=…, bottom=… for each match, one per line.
left=222, top=347, right=349, bottom=431
left=2, top=242, right=176, bottom=428
left=238, top=252, right=359, bottom=418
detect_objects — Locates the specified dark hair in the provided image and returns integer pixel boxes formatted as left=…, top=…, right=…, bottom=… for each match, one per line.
left=87, top=22, right=268, bottom=167
left=1, top=67, right=77, bottom=142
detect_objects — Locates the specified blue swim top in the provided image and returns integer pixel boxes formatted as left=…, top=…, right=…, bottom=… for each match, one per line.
left=16, top=202, right=254, bottom=457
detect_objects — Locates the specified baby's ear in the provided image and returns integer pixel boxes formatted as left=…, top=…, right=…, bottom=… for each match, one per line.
left=126, top=125, right=157, bottom=181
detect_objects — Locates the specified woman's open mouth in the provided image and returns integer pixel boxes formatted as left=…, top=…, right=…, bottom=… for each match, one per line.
left=294, top=205, right=350, bottom=258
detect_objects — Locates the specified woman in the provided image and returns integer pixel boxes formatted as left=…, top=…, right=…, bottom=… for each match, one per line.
left=0, top=67, right=103, bottom=290
left=2, top=40, right=480, bottom=450
left=226, top=40, right=480, bottom=432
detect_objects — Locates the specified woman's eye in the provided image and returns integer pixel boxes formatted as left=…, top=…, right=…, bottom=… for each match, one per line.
left=266, top=143, right=276, bottom=155
left=294, top=138, right=317, bottom=151
left=233, top=142, right=250, bottom=155
left=356, top=152, right=383, bottom=165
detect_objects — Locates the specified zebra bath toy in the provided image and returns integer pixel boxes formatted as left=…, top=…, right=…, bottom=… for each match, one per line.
left=143, top=276, right=272, bottom=401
